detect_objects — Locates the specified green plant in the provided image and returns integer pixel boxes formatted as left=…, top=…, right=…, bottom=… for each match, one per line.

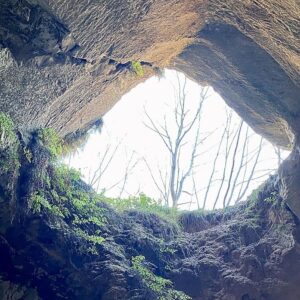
left=54, top=164, right=81, bottom=184
left=265, top=191, right=278, bottom=205
left=29, top=191, right=65, bottom=217
left=132, top=255, right=172, bottom=292
left=158, top=239, right=177, bottom=255
left=23, top=146, right=33, bottom=163
left=132, top=255, right=191, bottom=300
left=37, top=128, right=64, bottom=158
left=72, top=211, right=106, bottom=255
left=28, top=163, right=107, bottom=255
left=100, top=193, right=179, bottom=225
left=0, top=112, right=17, bottom=150
left=29, top=192, right=52, bottom=213
left=131, top=61, right=144, bottom=76
left=74, top=227, right=105, bottom=245
left=49, top=164, right=107, bottom=252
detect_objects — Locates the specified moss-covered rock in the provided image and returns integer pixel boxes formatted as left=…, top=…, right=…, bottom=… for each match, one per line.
left=0, top=132, right=300, bottom=300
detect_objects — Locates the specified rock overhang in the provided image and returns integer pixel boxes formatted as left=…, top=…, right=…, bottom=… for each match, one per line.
left=0, top=0, right=299, bottom=149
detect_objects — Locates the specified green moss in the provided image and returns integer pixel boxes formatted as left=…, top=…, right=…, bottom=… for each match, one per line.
left=53, top=165, right=81, bottom=190
left=38, top=163, right=107, bottom=252
left=27, top=162, right=107, bottom=255
left=131, top=61, right=144, bottom=76
left=132, top=255, right=191, bottom=300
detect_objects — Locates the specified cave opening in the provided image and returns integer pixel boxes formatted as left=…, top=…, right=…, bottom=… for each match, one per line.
left=1, top=1, right=300, bottom=298
left=66, top=69, right=289, bottom=210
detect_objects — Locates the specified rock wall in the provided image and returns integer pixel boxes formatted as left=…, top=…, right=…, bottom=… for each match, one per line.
left=0, top=0, right=299, bottom=147
left=1, top=133, right=300, bottom=300
left=1, top=1, right=300, bottom=297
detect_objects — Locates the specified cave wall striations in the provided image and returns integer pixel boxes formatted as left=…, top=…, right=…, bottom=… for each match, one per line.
left=0, top=2, right=300, bottom=208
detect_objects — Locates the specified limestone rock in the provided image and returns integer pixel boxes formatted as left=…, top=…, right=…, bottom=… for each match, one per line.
left=0, top=0, right=299, bottom=148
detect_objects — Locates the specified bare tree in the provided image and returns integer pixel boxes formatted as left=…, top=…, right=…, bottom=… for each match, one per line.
left=273, top=146, right=283, bottom=168
left=207, top=118, right=265, bottom=209
left=202, top=116, right=229, bottom=209
left=225, top=125, right=249, bottom=207
left=144, top=74, right=209, bottom=207
left=235, top=137, right=263, bottom=203
left=88, top=141, right=121, bottom=191
left=143, top=73, right=270, bottom=209
left=87, top=141, right=140, bottom=196
left=117, top=150, right=140, bottom=198
left=212, top=111, right=238, bottom=210
left=222, top=120, right=244, bottom=208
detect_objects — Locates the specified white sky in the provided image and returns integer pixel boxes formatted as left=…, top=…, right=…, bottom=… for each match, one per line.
left=68, top=70, right=289, bottom=210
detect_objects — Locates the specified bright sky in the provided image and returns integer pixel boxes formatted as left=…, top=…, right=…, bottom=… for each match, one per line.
left=68, top=70, right=289, bottom=210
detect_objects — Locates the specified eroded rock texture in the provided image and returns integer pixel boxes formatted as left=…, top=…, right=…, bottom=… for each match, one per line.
left=0, top=0, right=299, bottom=147
left=2, top=0, right=300, bottom=216
left=1, top=1, right=300, bottom=298
left=1, top=136, right=300, bottom=300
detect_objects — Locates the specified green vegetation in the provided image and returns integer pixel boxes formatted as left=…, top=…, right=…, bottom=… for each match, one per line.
left=28, top=164, right=106, bottom=254
left=0, top=112, right=17, bottom=149
left=52, top=165, right=107, bottom=251
left=75, top=226, right=105, bottom=242
left=37, top=128, right=65, bottom=158
left=29, top=191, right=66, bottom=217
left=23, top=146, right=32, bottom=163
left=100, top=193, right=179, bottom=224
left=27, top=162, right=182, bottom=255
left=265, top=191, right=278, bottom=205
left=131, top=61, right=144, bottom=76
left=29, top=192, right=52, bottom=214
left=0, top=113, right=20, bottom=174
left=132, top=255, right=191, bottom=300
left=158, top=239, right=177, bottom=254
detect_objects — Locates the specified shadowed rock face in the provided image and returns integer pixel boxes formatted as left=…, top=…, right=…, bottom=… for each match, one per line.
left=1, top=1, right=300, bottom=297
left=0, top=0, right=299, bottom=146
left=2, top=0, right=300, bottom=218
left=1, top=134, right=300, bottom=300
left=175, top=23, right=300, bottom=148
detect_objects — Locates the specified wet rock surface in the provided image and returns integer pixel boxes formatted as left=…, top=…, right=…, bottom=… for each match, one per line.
left=0, top=135, right=300, bottom=300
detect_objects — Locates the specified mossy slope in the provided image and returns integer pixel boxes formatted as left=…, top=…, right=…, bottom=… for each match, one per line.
left=0, top=123, right=300, bottom=300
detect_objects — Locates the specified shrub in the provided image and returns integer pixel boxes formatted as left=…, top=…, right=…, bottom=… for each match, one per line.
left=29, top=163, right=106, bottom=253
left=132, top=255, right=191, bottom=300
left=29, top=192, right=52, bottom=214
left=37, top=128, right=64, bottom=158
left=100, top=193, right=179, bottom=224
left=131, top=61, right=144, bottom=76
left=48, top=164, right=106, bottom=252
